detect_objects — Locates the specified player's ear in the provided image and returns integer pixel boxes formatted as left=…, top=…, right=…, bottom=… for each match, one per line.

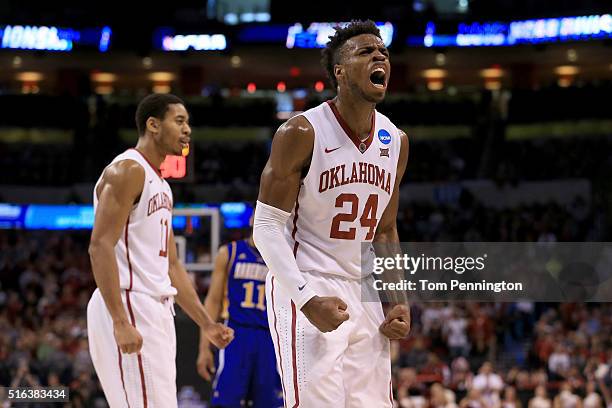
left=146, top=117, right=160, bottom=135
left=334, top=64, right=344, bottom=83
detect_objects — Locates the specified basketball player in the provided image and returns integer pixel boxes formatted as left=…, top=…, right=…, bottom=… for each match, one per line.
left=253, top=20, right=411, bottom=406
left=196, top=219, right=283, bottom=407
left=87, top=93, right=234, bottom=408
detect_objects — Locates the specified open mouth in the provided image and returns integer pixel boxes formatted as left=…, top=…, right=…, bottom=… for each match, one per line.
left=369, top=68, right=386, bottom=89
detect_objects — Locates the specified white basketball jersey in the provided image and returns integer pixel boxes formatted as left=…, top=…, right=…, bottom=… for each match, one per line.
left=93, top=149, right=177, bottom=297
left=285, top=101, right=402, bottom=280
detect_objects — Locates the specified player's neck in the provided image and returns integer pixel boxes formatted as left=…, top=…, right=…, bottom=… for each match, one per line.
left=135, top=138, right=165, bottom=170
left=331, top=95, right=375, bottom=141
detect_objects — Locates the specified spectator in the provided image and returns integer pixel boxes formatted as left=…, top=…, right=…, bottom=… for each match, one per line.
left=503, top=386, right=523, bottom=408
left=549, top=345, right=572, bottom=380
left=473, top=362, right=505, bottom=408
left=460, top=388, right=489, bottom=408
left=529, top=385, right=552, bottom=408
left=554, top=382, right=582, bottom=408
left=583, top=382, right=603, bottom=408
left=431, top=382, right=459, bottom=408
left=445, top=308, right=470, bottom=359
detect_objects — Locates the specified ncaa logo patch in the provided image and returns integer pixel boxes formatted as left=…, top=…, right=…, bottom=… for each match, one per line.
left=378, top=129, right=391, bottom=145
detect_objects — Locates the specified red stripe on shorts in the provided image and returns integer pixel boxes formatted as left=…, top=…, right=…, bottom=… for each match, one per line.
left=271, top=277, right=287, bottom=408
left=117, top=346, right=131, bottom=408
left=290, top=190, right=301, bottom=407
left=125, top=216, right=133, bottom=290
left=290, top=301, right=300, bottom=407
left=125, top=290, right=148, bottom=408
left=125, top=219, right=148, bottom=408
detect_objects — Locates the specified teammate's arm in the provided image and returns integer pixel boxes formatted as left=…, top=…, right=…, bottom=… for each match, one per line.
left=167, top=230, right=234, bottom=349
left=254, top=116, right=349, bottom=333
left=196, top=245, right=229, bottom=381
left=88, top=161, right=145, bottom=354
left=374, top=129, right=411, bottom=340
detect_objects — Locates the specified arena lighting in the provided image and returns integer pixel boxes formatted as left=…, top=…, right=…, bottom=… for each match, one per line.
left=555, top=65, right=580, bottom=87
left=0, top=25, right=112, bottom=51
left=410, top=14, right=612, bottom=47
left=314, top=81, right=325, bottom=92
left=422, top=69, right=447, bottom=91
left=142, top=57, right=153, bottom=69
left=1, top=25, right=72, bottom=50
left=91, top=72, right=117, bottom=82
left=480, top=67, right=504, bottom=90
left=480, top=67, right=503, bottom=78
left=148, top=72, right=175, bottom=82
left=289, top=67, right=301, bottom=77
left=276, top=81, right=286, bottom=92
left=247, top=82, right=257, bottom=93
left=161, top=33, right=227, bottom=51
left=554, top=65, right=580, bottom=76
left=422, top=69, right=447, bottom=79
left=230, top=55, right=242, bottom=68
left=91, top=72, right=117, bottom=95
left=16, top=71, right=43, bottom=94
left=286, top=21, right=394, bottom=48
left=149, top=72, right=175, bottom=94
left=98, top=26, right=111, bottom=52
left=16, top=72, right=43, bottom=82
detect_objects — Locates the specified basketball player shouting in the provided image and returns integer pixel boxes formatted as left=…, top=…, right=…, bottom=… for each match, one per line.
left=87, top=94, right=234, bottom=408
left=253, top=21, right=410, bottom=407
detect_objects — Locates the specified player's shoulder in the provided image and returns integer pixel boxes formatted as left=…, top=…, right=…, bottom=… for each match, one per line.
left=276, top=114, right=314, bottom=140
left=101, top=158, right=145, bottom=187
left=271, top=114, right=315, bottom=160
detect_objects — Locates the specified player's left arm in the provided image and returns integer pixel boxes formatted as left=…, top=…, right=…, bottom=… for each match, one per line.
left=374, top=129, right=411, bottom=340
left=167, top=229, right=234, bottom=349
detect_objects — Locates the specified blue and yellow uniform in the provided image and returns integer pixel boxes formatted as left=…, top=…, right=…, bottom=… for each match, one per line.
left=211, top=239, right=283, bottom=408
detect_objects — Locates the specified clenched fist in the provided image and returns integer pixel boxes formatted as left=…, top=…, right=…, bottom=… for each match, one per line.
left=114, top=320, right=143, bottom=354
left=203, top=322, right=234, bottom=349
left=379, top=304, right=410, bottom=340
left=301, top=296, right=350, bottom=333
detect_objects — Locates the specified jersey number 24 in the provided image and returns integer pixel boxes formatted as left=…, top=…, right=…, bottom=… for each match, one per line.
left=330, top=193, right=378, bottom=240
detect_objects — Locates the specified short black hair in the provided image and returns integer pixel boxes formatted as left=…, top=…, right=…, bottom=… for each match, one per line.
left=135, top=93, right=185, bottom=136
left=321, top=20, right=382, bottom=90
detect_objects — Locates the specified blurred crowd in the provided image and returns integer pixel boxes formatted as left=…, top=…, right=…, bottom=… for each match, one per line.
left=0, top=231, right=104, bottom=407
left=398, top=194, right=608, bottom=242
left=0, top=187, right=610, bottom=406
left=391, top=302, right=612, bottom=408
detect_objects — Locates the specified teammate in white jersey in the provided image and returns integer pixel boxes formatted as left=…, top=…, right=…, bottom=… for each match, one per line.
left=253, top=21, right=410, bottom=406
left=87, top=94, right=234, bottom=408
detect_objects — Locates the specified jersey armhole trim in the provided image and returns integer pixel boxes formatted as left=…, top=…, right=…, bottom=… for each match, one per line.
left=294, top=113, right=316, bottom=184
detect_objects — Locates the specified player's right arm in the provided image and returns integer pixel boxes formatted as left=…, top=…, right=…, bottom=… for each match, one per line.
left=254, top=116, right=349, bottom=333
left=197, top=245, right=229, bottom=381
left=88, top=160, right=145, bottom=354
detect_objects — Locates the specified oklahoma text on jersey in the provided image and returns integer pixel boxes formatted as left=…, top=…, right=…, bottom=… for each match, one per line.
left=147, top=192, right=172, bottom=216
left=318, top=161, right=392, bottom=194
